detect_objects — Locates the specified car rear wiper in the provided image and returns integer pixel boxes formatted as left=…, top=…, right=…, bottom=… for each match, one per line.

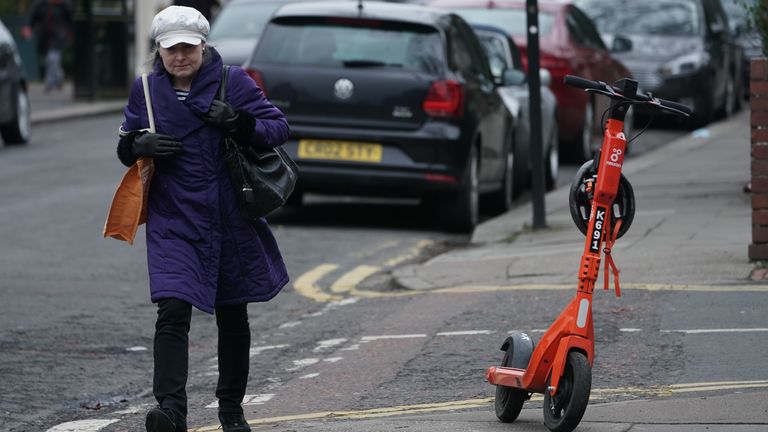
left=342, top=60, right=404, bottom=68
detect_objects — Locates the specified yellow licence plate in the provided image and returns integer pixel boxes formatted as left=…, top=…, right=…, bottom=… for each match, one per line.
left=298, top=140, right=382, bottom=163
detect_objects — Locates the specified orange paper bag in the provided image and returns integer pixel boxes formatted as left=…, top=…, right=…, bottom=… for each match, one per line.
left=102, top=157, right=155, bottom=244
left=103, top=72, right=156, bottom=245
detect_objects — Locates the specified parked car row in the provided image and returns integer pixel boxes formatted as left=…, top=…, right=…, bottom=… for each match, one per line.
left=422, top=0, right=633, bottom=162
left=209, top=0, right=754, bottom=232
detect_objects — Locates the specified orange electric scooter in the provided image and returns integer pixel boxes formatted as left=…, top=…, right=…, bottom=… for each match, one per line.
left=485, top=75, right=691, bottom=432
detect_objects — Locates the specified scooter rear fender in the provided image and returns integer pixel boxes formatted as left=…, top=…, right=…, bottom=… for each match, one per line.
left=500, top=331, right=535, bottom=370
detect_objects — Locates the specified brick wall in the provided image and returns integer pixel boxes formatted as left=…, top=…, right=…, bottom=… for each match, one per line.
left=750, top=58, right=768, bottom=260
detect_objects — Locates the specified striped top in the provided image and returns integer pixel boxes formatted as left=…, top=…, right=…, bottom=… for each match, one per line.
left=174, top=89, right=189, bottom=101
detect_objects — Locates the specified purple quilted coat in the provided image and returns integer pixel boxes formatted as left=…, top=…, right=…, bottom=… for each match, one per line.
left=120, top=50, right=289, bottom=314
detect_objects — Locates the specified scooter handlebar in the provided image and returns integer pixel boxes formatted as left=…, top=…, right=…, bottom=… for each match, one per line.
left=563, top=75, right=691, bottom=117
left=655, top=98, right=693, bottom=116
left=563, top=75, right=606, bottom=91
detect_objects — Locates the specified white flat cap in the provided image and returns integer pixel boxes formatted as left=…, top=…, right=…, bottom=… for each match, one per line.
left=150, top=6, right=210, bottom=49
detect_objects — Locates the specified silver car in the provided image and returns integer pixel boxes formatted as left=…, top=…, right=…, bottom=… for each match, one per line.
left=473, top=24, right=559, bottom=192
left=0, top=19, right=30, bottom=145
left=209, top=0, right=336, bottom=66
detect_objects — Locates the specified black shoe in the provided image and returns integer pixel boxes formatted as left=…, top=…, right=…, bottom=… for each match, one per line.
left=146, top=407, right=186, bottom=432
left=219, top=411, right=251, bottom=432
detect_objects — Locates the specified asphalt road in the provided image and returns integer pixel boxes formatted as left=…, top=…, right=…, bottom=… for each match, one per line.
left=0, top=113, right=730, bottom=432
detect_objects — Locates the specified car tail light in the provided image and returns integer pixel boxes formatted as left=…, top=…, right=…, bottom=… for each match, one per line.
left=423, top=80, right=464, bottom=119
left=245, top=68, right=267, bottom=96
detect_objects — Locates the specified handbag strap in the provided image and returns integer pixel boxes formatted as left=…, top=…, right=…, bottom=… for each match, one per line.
left=217, top=65, right=231, bottom=103
left=141, top=73, right=156, bottom=133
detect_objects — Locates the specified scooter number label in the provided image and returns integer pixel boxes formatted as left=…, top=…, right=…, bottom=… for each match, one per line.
left=590, top=206, right=607, bottom=253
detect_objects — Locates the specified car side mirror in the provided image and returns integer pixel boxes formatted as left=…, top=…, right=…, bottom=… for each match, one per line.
left=503, top=68, right=527, bottom=86
left=540, top=68, right=551, bottom=86
left=611, top=35, right=633, bottom=53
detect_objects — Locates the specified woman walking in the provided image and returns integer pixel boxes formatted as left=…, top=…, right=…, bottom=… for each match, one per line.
left=115, top=6, right=289, bottom=432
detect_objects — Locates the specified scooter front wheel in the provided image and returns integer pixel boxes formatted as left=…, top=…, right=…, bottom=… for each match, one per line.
left=494, top=350, right=527, bottom=422
left=543, top=351, right=591, bottom=432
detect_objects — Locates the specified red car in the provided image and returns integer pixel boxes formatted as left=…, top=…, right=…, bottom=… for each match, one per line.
left=424, top=0, right=634, bottom=162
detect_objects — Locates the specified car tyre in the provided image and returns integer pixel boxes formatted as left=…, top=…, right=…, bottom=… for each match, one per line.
left=439, top=145, right=479, bottom=233
left=716, top=73, right=736, bottom=120
left=487, top=131, right=514, bottom=214
left=545, top=124, right=559, bottom=191
left=1, top=83, right=31, bottom=145
left=571, top=100, right=594, bottom=163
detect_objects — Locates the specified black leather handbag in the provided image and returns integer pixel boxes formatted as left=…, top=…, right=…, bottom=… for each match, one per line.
left=218, top=65, right=298, bottom=219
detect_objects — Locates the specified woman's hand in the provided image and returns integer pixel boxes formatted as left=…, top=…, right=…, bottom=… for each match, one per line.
left=132, top=132, right=183, bottom=158
left=203, top=100, right=240, bottom=136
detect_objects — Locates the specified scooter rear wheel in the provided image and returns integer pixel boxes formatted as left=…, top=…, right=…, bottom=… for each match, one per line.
left=494, top=350, right=527, bottom=422
left=543, top=351, right=591, bottom=432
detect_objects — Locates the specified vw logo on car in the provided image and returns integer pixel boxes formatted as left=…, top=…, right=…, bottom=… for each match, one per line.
left=333, top=78, right=354, bottom=100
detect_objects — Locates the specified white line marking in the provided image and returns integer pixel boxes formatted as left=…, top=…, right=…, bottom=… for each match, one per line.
left=126, top=346, right=147, bottom=352
left=300, top=373, right=321, bottom=379
left=661, top=328, right=768, bottom=334
left=249, top=344, right=289, bottom=357
left=509, top=329, right=548, bottom=334
left=313, top=338, right=347, bottom=352
left=287, top=358, right=320, bottom=371
left=279, top=321, right=302, bottom=329
left=206, top=394, right=274, bottom=408
left=436, top=330, right=493, bottom=336
left=244, top=394, right=275, bottom=405
left=620, top=328, right=643, bottom=332
left=113, top=403, right=152, bottom=415
left=323, top=357, right=344, bottom=363
left=46, top=420, right=119, bottom=432
left=301, top=297, right=360, bottom=318
left=361, top=334, right=427, bottom=342
left=340, top=344, right=360, bottom=351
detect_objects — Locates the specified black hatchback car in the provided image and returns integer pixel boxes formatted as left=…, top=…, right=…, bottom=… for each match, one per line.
left=244, top=1, right=516, bottom=232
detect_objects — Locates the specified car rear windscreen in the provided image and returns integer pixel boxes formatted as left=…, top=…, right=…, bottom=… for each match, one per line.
left=453, top=9, right=555, bottom=38
left=253, top=18, right=445, bottom=74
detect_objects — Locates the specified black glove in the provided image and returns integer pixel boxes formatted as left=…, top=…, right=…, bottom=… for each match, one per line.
left=202, top=100, right=240, bottom=136
left=132, top=132, right=183, bottom=159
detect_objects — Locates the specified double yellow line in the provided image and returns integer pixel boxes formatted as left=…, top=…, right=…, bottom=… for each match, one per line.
left=293, top=263, right=768, bottom=303
left=190, top=380, right=768, bottom=430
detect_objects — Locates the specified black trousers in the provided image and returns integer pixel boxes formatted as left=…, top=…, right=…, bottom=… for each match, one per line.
left=153, top=298, right=251, bottom=420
